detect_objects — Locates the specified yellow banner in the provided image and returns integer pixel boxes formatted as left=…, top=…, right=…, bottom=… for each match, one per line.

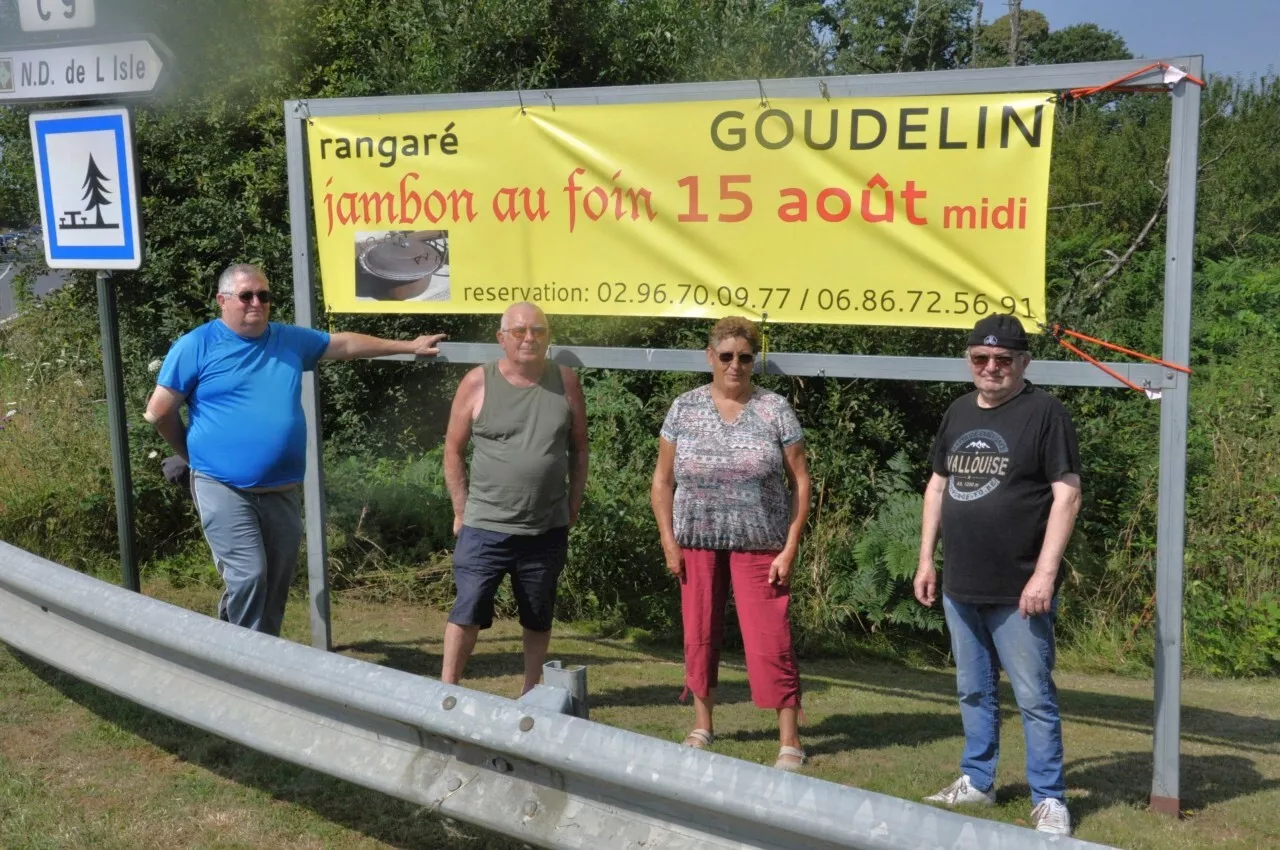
left=308, top=93, right=1054, bottom=329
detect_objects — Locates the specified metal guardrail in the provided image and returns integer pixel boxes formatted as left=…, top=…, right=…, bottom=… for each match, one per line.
left=0, top=542, right=1114, bottom=849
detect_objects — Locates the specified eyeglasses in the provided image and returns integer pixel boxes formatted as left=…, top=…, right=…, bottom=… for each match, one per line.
left=502, top=325, right=549, bottom=340
left=235, top=290, right=272, bottom=305
left=969, top=352, right=1016, bottom=368
left=717, top=351, right=755, bottom=365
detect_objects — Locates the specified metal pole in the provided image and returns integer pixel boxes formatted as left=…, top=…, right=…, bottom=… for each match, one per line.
left=95, top=270, right=139, bottom=592
left=1150, top=58, right=1202, bottom=817
left=284, top=105, right=332, bottom=650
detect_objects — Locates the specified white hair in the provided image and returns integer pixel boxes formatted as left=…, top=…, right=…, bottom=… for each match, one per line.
left=217, top=263, right=268, bottom=295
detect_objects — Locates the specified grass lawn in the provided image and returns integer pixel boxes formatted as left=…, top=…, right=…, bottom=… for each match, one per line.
left=2, top=579, right=1278, bottom=849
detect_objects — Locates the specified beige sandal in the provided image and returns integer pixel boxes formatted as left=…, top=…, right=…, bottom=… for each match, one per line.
left=682, top=728, right=715, bottom=749
left=774, top=745, right=806, bottom=771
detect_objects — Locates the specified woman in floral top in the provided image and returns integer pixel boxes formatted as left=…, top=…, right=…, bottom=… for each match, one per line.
left=651, top=316, right=811, bottom=771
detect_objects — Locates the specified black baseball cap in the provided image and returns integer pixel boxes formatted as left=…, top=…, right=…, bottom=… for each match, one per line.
left=968, top=314, right=1029, bottom=350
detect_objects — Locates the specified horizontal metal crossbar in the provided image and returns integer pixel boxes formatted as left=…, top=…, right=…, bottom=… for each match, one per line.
left=377, top=342, right=1176, bottom=389
left=0, top=542, right=1113, bottom=849
left=291, top=57, right=1200, bottom=117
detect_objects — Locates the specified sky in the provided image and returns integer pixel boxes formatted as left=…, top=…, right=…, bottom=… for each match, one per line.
left=1015, top=0, right=1276, bottom=79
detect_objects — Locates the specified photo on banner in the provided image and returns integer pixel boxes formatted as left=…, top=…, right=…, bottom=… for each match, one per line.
left=306, top=92, right=1055, bottom=330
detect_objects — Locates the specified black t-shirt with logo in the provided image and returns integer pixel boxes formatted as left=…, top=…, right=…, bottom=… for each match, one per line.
left=930, top=382, right=1081, bottom=604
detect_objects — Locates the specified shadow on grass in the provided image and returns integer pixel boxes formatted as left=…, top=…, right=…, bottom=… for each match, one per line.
left=802, top=660, right=1280, bottom=754
left=349, top=628, right=1280, bottom=759
left=590, top=680, right=755, bottom=710
left=1065, top=750, right=1280, bottom=821
left=719, top=711, right=959, bottom=756
left=335, top=637, right=654, bottom=681
left=15, top=652, right=517, bottom=850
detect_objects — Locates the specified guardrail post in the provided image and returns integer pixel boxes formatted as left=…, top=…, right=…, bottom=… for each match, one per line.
left=542, top=660, right=588, bottom=719
left=516, top=661, right=589, bottom=718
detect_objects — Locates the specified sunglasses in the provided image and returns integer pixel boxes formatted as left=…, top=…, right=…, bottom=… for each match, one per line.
left=969, top=352, right=1017, bottom=368
left=234, top=290, right=272, bottom=305
left=502, top=324, right=549, bottom=340
left=717, top=351, right=755, bottom=365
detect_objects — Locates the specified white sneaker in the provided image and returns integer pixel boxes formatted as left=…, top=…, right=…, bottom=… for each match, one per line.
left=1031, top=798, right=1072, bottom=836
left=923, top=775, right=996, bottom=807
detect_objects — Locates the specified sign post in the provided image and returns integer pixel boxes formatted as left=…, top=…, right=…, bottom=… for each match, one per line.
left=29, top=106, right=144, bottom=591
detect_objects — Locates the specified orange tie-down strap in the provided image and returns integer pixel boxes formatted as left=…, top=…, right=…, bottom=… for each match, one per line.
left=1061, top=61, right=1206, bottom=103
left=1039, top=322, right=1191, bottom=399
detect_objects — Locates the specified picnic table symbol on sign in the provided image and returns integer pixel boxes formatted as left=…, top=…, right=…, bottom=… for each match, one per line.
left=60, top=154, right=120, bottom=230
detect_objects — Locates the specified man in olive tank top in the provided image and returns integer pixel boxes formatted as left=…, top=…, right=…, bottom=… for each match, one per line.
left=442, top=302, right=589, bottom=694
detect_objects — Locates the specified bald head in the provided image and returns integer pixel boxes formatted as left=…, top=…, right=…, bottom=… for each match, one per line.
left=496, top=301, right=550, bottom=366
left=500, top=301, right=547, bottom=331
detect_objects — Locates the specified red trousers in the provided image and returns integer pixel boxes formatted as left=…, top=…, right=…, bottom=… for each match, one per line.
left=680, top=548, right=802, bottom=710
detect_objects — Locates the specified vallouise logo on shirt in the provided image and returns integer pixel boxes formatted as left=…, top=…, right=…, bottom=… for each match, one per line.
left=945, top=428, right=1010, bottom=502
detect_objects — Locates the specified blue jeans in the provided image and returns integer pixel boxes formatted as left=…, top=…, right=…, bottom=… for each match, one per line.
left=942, top=594, right=1065, bottom=804
left=192, top=471, right=303, bottom=636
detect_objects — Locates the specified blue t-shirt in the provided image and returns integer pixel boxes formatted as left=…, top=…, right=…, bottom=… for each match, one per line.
left=157, top=320, right=331, bottom=489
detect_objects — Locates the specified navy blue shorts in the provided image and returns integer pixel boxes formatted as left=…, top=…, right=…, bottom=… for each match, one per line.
left=449, top=525, right=569, bottom=632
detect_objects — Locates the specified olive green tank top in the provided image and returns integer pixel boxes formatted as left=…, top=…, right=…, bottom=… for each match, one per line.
left=464, top=361, right=572, bottom=534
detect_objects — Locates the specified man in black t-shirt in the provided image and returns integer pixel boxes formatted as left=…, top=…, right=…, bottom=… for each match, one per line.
left=914, top=314, right=1082, bottom=837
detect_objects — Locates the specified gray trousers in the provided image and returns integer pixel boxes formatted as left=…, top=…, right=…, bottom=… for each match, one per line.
left=191, top=470, right=303, bottom=636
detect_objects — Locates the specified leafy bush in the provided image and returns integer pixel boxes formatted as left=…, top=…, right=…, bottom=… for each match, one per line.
left=815, top=452, right=945, bottom=637
left=559, top=371, right=676, bottom=633
left=1186, top=583, right=1280, bottom=676
left=0, top=295, right=195, bottom=571
left=323, top=449, right=456, bottom=598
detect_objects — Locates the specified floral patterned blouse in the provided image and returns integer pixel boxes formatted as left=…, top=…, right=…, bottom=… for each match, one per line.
left=660, top=384, right=804, bottom=551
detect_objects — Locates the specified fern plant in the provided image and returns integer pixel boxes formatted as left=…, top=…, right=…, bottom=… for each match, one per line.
left=825, top=451, right=946, bottom=634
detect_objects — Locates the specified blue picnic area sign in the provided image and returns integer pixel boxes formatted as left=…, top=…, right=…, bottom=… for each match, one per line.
left=29, top=107, right=143, bottom=270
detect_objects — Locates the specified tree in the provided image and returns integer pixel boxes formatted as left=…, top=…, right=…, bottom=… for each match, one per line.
left=1034, top=23, right=1131, bottom=65
left=821, top=0, right=979, bottom=74
left=973, top=8, right=1048, bottom=66
left=80, top=154, right=114, bottom=227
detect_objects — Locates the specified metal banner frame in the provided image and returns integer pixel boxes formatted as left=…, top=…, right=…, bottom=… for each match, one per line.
left=284, top=56, right=1202, bottom=815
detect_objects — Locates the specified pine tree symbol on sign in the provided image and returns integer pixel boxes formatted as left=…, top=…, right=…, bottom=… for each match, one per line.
left=61, top=154, right=120, bottom=230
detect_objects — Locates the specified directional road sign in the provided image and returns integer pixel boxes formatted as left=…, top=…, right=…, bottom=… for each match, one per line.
left=0, top=37, right=169, bottom=103
left=29, top=107, right=143, bottom=270
left=18, top=0, right=97, bottom=32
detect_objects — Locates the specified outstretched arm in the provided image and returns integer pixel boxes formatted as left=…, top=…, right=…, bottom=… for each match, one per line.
left=321, top=332, right=447, bottom=360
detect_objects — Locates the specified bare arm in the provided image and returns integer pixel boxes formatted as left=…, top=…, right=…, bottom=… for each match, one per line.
left=769, top=440, right=811, bottom=585
left=914, top=472, right=948, bottom=606
left=1019, top=473, right=1083, bottom=617
left=444, top=367, right=483, bottom=534
left=562, top=366, right=589, bottom=526
left=321, top=331, right=446, bottom=360
left=143, top=385, right=189, bottom=462
left=650, top=437, right=683, bottom=577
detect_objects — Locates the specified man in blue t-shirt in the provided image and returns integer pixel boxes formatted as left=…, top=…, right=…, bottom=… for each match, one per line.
left=145, top=263, right=446, bottom=636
